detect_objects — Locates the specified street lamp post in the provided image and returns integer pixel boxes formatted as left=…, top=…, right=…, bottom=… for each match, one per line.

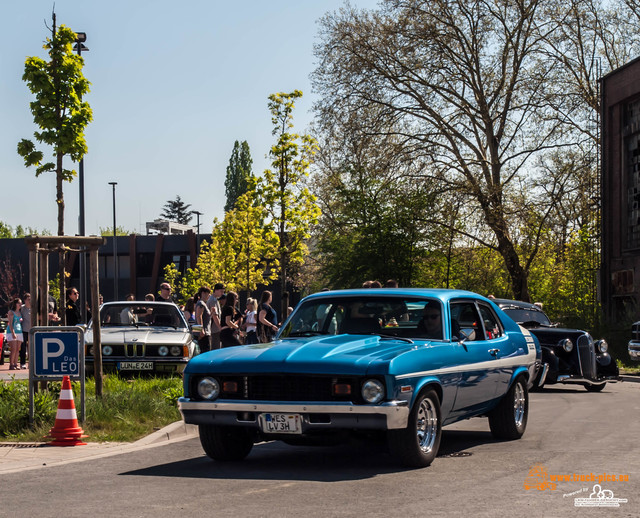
left=192, top=210, right=202, bottom=252
left=74, top=32, right=89, bottom=320
left=108, top=182, right=118, bottom=300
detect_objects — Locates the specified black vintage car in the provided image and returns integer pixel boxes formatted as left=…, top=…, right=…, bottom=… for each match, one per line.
left=495, top=299, right=619, bottom=391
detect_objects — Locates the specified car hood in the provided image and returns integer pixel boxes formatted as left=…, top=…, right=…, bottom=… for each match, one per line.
left=524, top=326, right=589, bottom=346
left=186, top=334, right=426, bottom=375
left=86, top=327, right=191, bottom=345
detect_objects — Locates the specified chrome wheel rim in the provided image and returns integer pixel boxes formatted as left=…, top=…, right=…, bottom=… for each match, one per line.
left=513, top=382, right=526, bottom=427
left=416, top=397, right=438, bottom=453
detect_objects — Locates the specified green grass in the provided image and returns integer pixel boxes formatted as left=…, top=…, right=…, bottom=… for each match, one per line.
left=617, top=359, right=640, bottom=375
left=0, top=375, right=183, bottom=443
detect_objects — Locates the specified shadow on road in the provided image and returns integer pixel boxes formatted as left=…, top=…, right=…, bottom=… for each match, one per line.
left=121, top=428, right=494, bottom=481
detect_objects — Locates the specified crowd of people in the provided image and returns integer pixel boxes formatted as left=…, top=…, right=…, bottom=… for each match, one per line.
left=175, top=282, right=281, bottom=351
left=1, top=277, right=405, bottom=370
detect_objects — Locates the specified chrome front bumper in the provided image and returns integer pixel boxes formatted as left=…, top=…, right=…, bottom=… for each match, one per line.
left=178, top=398, right=410, bottom=430
left=554, top=375, right=617, bottom=386
left=628, top=341, right=640, bottom=361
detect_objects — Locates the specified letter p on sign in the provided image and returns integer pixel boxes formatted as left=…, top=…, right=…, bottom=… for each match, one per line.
left=42, top=338, right=65, bottom=370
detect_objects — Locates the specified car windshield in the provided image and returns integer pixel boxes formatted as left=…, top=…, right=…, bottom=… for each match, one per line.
left=96, top=303, right=186, bottom=328
left=502, top=307, right=551, bottom=326
left=280, top=296, right=445, bottom=340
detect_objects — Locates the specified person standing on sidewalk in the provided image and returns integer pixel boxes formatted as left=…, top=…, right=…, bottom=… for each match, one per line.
left=6, top=298, right=23, bottom=370
left=19, top=293, right=31, bottom=369
left=194, top=286, right=212, bottom=353
left=65, top=287, right=81, bottom=326
left=207, top=283, right=225, bottom=350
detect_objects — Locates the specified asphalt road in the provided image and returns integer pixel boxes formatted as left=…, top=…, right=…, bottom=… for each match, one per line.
left=2, top=381, right=639, bottom=518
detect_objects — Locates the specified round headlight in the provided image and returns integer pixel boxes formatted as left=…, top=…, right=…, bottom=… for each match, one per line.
left=198, top=377, right=220, bottom=400
left=561, top=338, right=574, bottom=352
left=595, top=340, right=608, bottom=353
left=158, top=345, right=169, bottom=356
left=170, top=346, right=182, bottom=356
left=361, top=379, right=385, bottom=404
left=88, top=346, right=94, bottom=356
left=102, top=345, right=113, bottom=356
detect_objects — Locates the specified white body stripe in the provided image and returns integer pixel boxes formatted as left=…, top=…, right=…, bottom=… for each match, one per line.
left=396, top=339, right=537, bottom=380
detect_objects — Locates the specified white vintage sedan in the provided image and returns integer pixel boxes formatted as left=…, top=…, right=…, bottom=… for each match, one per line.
left=86, top=301, right=196, bottom=374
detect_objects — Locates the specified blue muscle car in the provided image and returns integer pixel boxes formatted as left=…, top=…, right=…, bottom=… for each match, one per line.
left=178, top=289, right=541, bottom=467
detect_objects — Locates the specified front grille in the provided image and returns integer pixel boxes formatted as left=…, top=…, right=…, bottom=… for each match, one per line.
left=576, top=335, right=596, bottom=379
left=632, top=323, right=640, bottom=341
left=192, top=374, right=369, bottom=404
left=125, top=342, right=145, bottom=357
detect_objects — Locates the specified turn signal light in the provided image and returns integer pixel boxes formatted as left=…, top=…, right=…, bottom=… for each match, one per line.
left=223, top=381, right=239, bottom=393
left=332, top=383, right=352, bottom=395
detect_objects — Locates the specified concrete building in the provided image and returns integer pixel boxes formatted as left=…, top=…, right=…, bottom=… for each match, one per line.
left=601, top=56, right=640, bottom=321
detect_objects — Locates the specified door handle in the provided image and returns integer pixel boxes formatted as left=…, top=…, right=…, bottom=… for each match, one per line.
left=488, top=348, right=500, bottom=357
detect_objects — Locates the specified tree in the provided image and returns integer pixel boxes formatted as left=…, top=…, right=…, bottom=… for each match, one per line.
left=224, top=140, right=254, bottom=212
left=311, top=104, right=441, bottom=288
left=164, top=182, right=279, bottom=304
left=259, top=91, right=321, bottom=317
left=99, top=226, right=131, bottom=236
left=160, top=195, right=193, bottom=225
left=0, top=222, right=12, bottom=239
left=17, top=12, right=91, bottom=324
left=312, top=0, right=580, bottom=301
left=17, top=13, right=92, bottom=237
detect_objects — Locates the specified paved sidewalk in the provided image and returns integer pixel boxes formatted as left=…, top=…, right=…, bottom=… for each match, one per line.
left=0, top=420, right=198, bottom=475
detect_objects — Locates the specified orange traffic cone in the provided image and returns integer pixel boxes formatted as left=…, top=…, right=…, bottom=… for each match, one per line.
left=46, top=375, right=87, bottom=446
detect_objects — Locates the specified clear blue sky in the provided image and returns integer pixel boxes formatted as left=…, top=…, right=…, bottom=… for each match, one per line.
left=1, top=0, right=378, bottom=236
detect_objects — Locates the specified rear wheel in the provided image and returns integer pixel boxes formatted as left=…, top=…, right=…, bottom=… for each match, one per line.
left=387, top=388, right=442, bottom=467
left=199, top=424, right=254, bottom=461
left=584, top=382, right=606, bottom=392
left=489, top=376, right=528, bottom=440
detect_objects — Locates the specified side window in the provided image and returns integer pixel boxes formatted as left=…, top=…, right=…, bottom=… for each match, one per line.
left=478, top=304, right=503, bottom=340
left=450, top=301, right=482, bottom=341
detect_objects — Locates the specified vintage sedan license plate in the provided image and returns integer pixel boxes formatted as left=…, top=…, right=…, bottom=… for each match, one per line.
left=118, top=361, right=153, bottom=370
left=259, top=413, right=302, bottom=434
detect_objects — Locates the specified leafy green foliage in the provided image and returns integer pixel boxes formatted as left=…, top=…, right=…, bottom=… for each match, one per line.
left=260, top=91, right=321, bottom=312
left=17, top=17, right=92, bottom=237
left=163, top=182, right=279, bottom=303
left=160, top=195, right=193, bottom=225
left=224, top=140, right=254, bottom=212
left=99, top=225, right=131, bottom=236
left=0, top=376, right=182, bottom=443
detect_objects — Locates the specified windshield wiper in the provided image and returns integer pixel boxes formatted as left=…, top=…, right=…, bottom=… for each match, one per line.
left=377, top=332, right=414, bottom=344
left=287, top=331, right=328, bottom=337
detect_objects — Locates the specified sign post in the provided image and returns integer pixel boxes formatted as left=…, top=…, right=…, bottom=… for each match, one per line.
left=29, top=326, right=85, bottom=424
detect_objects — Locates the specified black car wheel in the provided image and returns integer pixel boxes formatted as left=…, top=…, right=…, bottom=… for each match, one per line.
left=387, top=388, right=442, bottom=468
left=584, top=382, right=606, bottom=392
left=199, top=424, right=254, bottom=461
left=489, top=375, right=528, bottom=440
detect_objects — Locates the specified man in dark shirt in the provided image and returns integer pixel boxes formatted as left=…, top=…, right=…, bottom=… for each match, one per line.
left=66, top=287, right=82, bottom=326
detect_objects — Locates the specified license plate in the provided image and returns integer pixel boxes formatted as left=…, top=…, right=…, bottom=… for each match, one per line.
left=118, top=361, right=154, bottom=370
left=258, top=413, right=302, bottom=434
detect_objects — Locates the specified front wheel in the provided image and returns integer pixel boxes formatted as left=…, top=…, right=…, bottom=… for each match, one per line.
left=199, top=424, right=254, bottom=461
left=584, top=382, right=606, bottom=392
left=489, top=376, right=528, bottom=440
left=387, top=388, right=442, bottom=467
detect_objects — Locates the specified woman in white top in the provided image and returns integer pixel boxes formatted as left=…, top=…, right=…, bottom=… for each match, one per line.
left=244, top=298, right=258, bottom=344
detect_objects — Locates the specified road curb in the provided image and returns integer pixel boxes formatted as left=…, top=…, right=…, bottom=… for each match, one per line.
left=621, top=374, right=640, bottom=383
left=133, top=420, right=198, bottom=446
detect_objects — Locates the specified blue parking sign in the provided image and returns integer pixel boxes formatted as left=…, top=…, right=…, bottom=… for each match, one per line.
left=32, top=328, right=83, bottom=377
